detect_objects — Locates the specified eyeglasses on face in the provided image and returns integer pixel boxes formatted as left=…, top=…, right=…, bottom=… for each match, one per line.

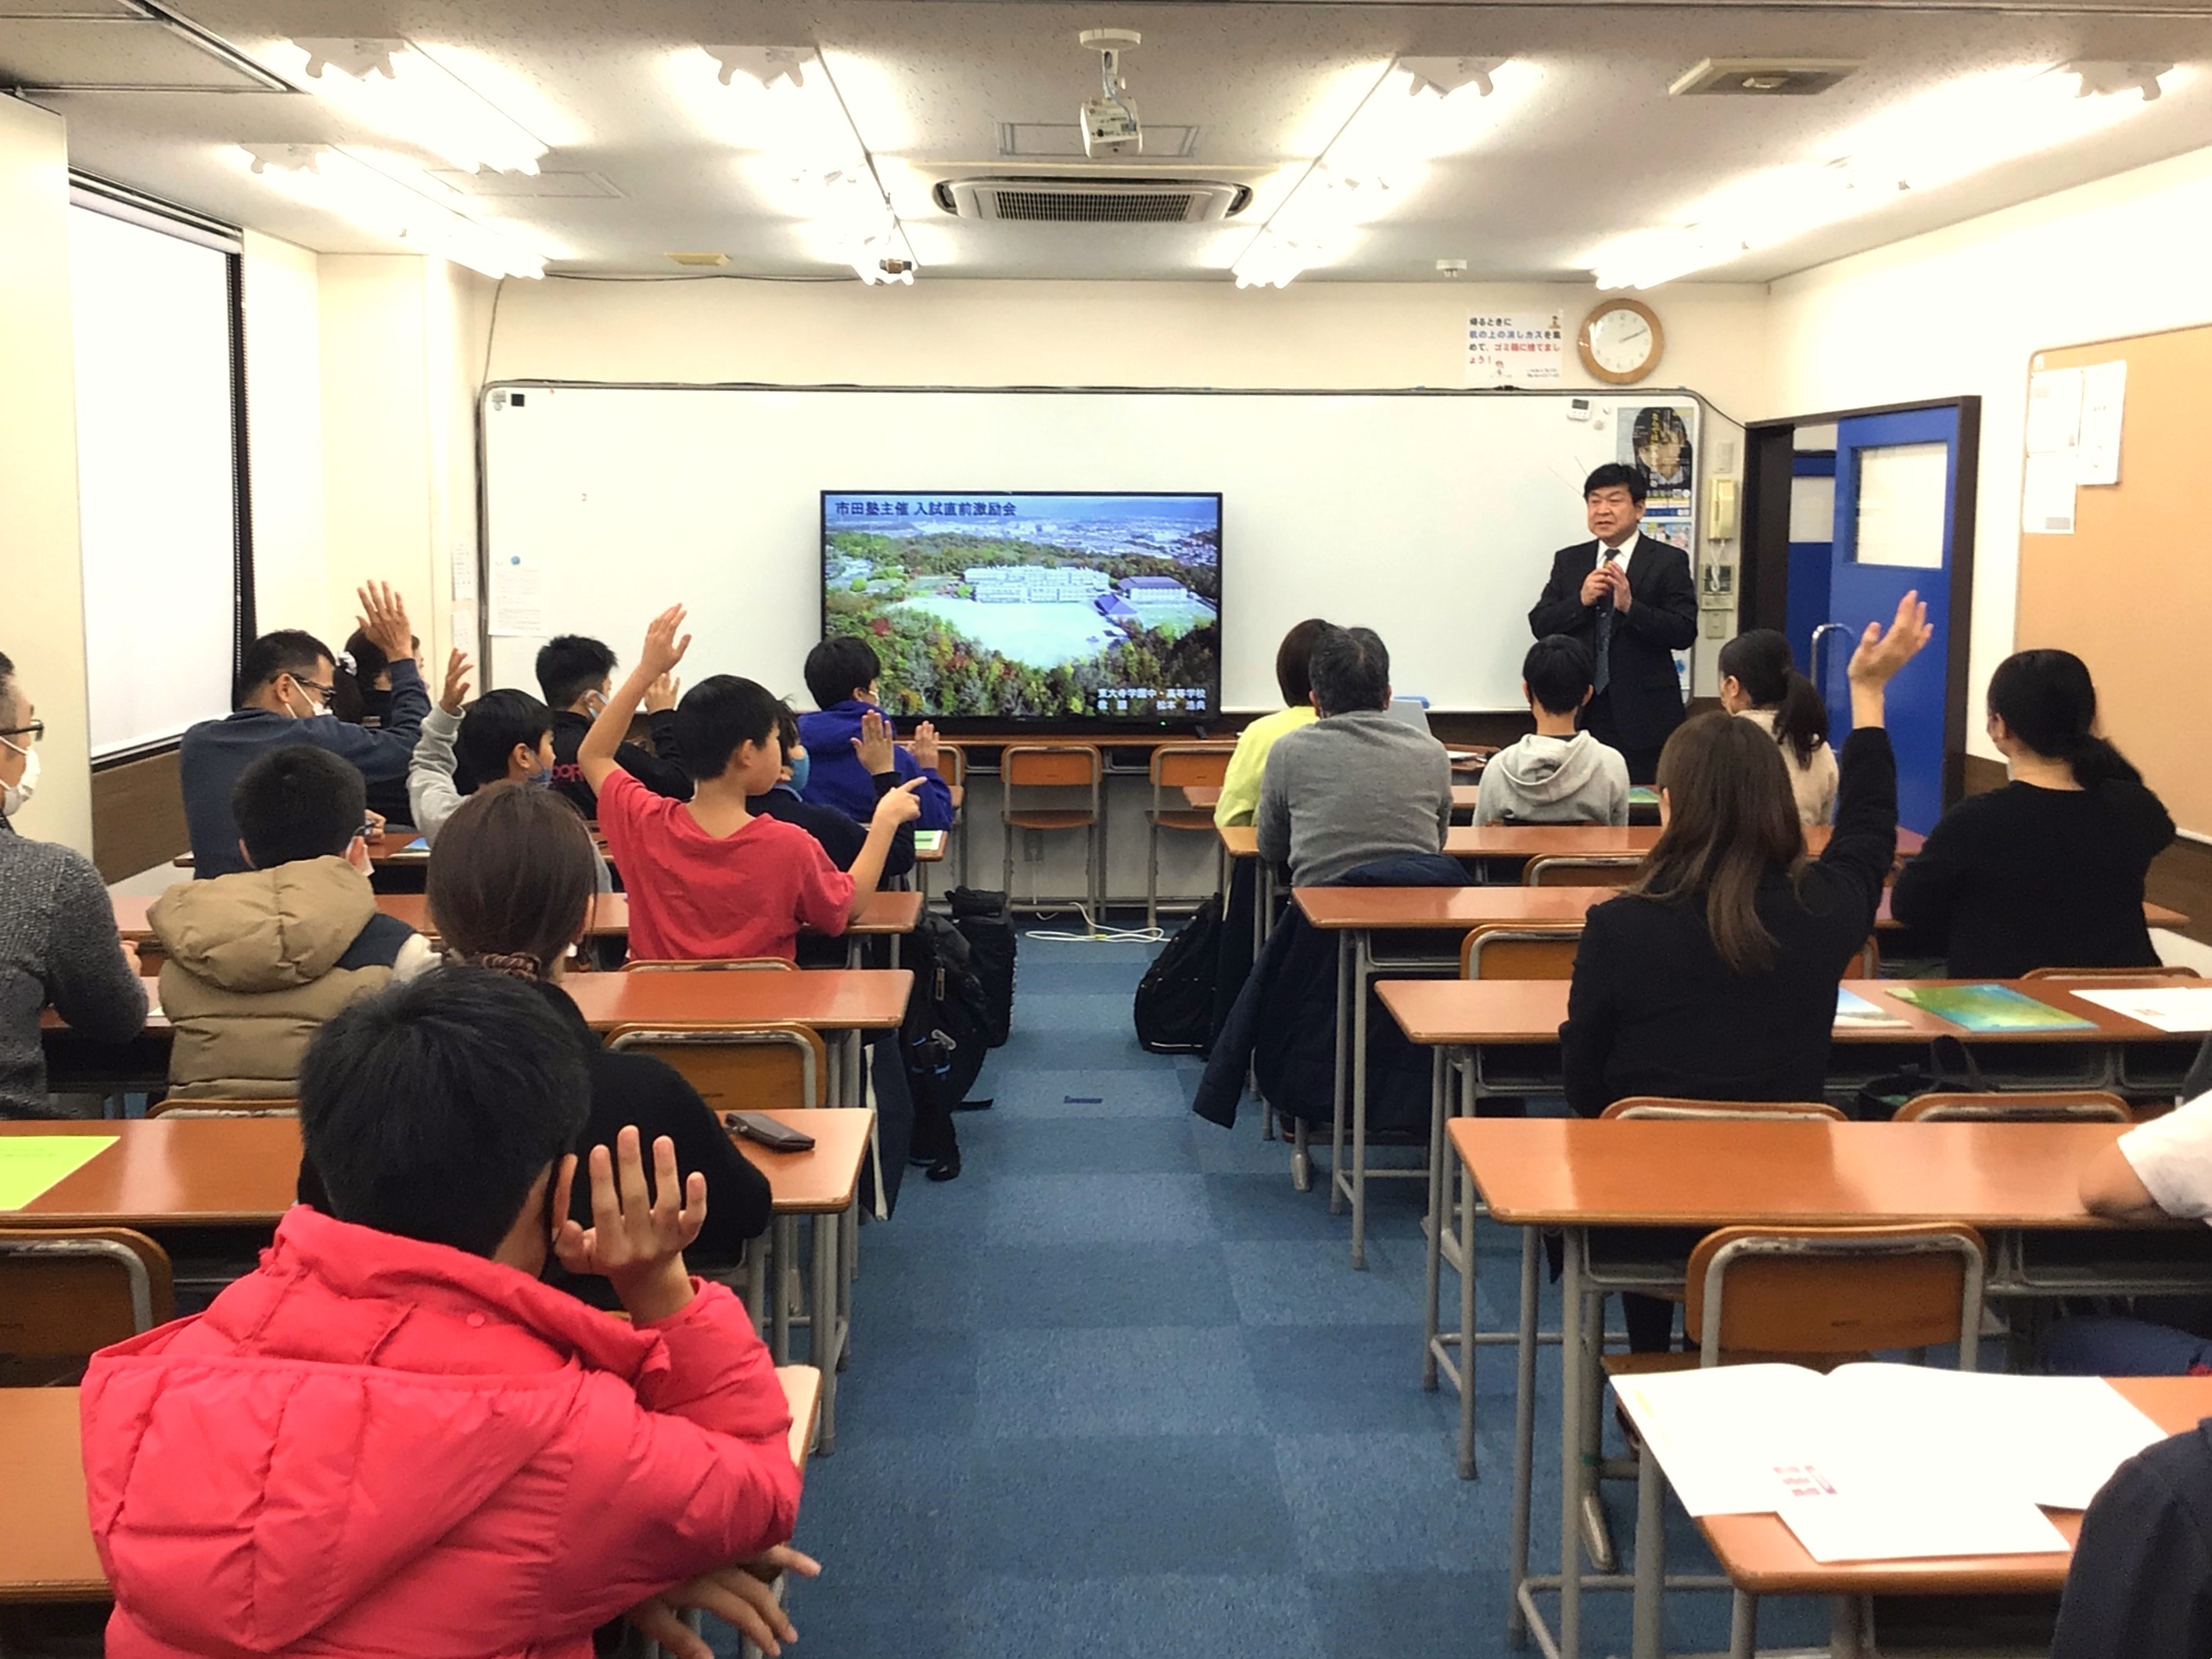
left=0, top=721, right=43, bottom=742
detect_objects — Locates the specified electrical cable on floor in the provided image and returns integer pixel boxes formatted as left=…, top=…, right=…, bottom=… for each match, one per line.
left=1022, top=905, right=1166, bottom=945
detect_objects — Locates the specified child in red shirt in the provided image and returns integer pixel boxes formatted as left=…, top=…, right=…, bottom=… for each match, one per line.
left=584, top=607, right=921, bottom=961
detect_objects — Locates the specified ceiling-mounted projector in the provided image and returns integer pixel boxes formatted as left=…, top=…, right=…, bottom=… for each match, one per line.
left=1079, top=27, right=1143, bottom=157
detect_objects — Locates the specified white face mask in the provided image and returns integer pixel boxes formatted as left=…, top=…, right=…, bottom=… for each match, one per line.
left=1, top=740, right=38, bottom=817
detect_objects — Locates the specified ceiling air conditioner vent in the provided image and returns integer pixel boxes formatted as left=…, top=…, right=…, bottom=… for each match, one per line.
left=935, top=175, right=1249, bottom=224
left=1670, top=58, right=1862, bottom=97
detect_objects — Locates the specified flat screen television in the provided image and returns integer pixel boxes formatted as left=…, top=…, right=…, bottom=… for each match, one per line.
left=821, top=490, right=1222, bottom=724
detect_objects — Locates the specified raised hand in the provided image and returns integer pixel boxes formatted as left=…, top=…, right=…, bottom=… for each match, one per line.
left=852, top=708, right=896, bottom=776
left=438, top=648, right=472, bottom=716
left=907, top=719, right=942, bottom=773
left=550, top=1126, right=705, bottom=1322
left=1847, top=590, right=1934, bottom=690
left=645, top=672, right=681, bottom=715
left=354, top=581, right=416, bottom=663
left=639, top=605, right=692, bottom=680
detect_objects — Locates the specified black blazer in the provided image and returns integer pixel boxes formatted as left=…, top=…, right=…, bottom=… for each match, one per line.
left=1558, top=727, right=1898, bottom=1116
left=1528, top=535, right=1699, bottom=750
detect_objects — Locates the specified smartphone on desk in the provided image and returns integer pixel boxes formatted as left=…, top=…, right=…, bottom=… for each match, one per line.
left=725, top=1111, right=816, bottom=1152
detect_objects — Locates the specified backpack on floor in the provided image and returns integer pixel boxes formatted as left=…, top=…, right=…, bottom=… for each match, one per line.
left=945, top=886, right=1018, bottom=1048
left=1133, top=896, right=1223, bottom=1056
left=902, top=912, right=996, bottom=1140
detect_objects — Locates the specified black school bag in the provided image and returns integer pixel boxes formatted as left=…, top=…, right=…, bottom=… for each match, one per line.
left=902, top=912, right=995, bottom=1122
left=1133, top=896, right=1223, bottom=1056
left=945, top=886, right=1018, bottom=1048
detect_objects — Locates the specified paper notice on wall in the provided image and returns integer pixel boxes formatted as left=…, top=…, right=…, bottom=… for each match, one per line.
left=2021, top=451, right=2078, bottom=536
left=488, top=562, right=545, bottom=637
left=1465, top=311, right=1564, bottom=386
left=451, top=542, right=478, bottom=604
left=2075, top=360, right=2128, bottom=486
left=2025, top=367, right=2084, bottom=454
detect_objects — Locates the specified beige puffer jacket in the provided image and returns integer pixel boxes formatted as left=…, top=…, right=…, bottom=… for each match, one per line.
left=149, top=857, right=426, bottom=1100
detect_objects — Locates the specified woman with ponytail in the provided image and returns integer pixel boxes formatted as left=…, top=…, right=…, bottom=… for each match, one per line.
left=297, top=781, right=770, bottom=1302
left=1892, top=648, right=2174, bottom=977
left=1718, top=629, right=1837, bottom=825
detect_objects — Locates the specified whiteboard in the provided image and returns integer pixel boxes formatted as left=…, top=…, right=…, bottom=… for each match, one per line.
left=479, top=384, right=1700, bottom=713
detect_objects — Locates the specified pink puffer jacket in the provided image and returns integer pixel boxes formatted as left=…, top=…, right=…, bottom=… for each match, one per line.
left=80, top=1206, right=801, bottom=1659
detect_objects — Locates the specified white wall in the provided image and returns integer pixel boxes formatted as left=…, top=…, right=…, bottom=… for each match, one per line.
left=1765, top=143, right=2212, bottom=759
left=241, top=231, right=328, bottom=641
left=0, top=96, right=92, bottom=854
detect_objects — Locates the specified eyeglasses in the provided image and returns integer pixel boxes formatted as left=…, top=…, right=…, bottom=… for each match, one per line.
left=0, top=721, right=43, bottom=742
left=295, top=679, right=336, bottom=707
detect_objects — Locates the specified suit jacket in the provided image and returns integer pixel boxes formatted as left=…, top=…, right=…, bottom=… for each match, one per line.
left=1528, top=534, right=1698, bottom=751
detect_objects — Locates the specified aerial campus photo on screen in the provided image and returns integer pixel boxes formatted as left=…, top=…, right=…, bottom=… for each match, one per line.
left=822, top=492, right=1222, bottom=720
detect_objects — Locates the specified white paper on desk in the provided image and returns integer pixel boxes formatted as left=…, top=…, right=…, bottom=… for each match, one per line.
left=1837, top=987, right=1912, bottom=1029
left=1779, top=1477, right=2066, bottom=1564
left=2022, top=451, right=2078, bottom=535
left=2074, top=986, right=2212, bottom=1035
left=2076, top=360, right=2127, bottom=486
left=1614, top=1365, right=1836, bottom=1517
left=2027, top=366, right=2085, bottom=454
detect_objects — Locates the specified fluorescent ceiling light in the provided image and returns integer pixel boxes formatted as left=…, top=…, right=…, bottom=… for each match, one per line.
left=698, top=43, right=918, bottom=285
left=1230, top=56, right=1531, bottom=290
left=1589, top=60, right=2180, bottom=290
left=235, top=144, right=549, bottom=278
left=274, top=38, right=547, bottom=176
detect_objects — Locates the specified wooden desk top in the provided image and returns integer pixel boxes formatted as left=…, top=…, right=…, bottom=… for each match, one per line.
left=564, top=969, right=911, bottom=1032
left=0, top=1365, right=826, bottom=1605
left=1377, top=975, right=2190, bottom=1050
left=1219, top=823, right=1924, bottom=862
left=734, top=1109, right=874, bottom=1212
left=113, top=889, right=924, bottom=943
left=1449, top=1115, right=2148, bottom=1230
left=1289, top=888, right=2185, bottom=935
left=1697, top=1375, right=2211, bottom=1594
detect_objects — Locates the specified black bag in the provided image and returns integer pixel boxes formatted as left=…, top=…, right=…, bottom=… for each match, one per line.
left=946, top=886, right=1018, bottom=1048
left=1854, top=1033, right=1988, bottom=1119
left=1134, top=896, right=1223, bottom=1056
left=901, top=914, right=996, bottom=1158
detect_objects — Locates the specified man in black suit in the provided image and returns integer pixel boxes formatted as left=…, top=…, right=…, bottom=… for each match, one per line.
left=1527, top=462, right=1699, bottom=782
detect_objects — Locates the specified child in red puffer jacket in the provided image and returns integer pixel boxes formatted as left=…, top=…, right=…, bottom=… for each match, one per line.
left=80, top=966, right=815, bottom=1659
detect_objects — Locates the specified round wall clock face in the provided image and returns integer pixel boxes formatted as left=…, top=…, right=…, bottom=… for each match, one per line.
left=1580, top=300, right=1663, bottom=385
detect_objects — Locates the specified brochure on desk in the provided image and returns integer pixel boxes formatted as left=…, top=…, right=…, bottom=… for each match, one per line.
left=1614, top=1364, right=2164, bottom=1563
left=1887, top=983, right=2097, bottom=1033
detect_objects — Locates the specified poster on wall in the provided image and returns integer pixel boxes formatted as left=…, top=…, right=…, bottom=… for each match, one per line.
left=1464, top=311, right=1564, bottom=386
left=1618, top=401, right=1697, bottom=551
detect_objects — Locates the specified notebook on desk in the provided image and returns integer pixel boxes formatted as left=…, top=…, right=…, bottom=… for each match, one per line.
left=1887, top=984, right=2097, bottom=1033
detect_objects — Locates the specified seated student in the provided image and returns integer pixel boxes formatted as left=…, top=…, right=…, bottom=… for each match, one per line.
left=180, top=584, right=426, bottom=878
left=582, top=607, right=922, bottom=961
left=1255, top=624, right=1453, bottom=887
left=82, top=967, right=813, bottom=1659
left=1717, top=628, right=1837, bottom=827
left=1891, top=648, right=2174, bottom=978
left=150, top=746, right=436, bottom=1099
left=536, top=632, right=691, bottom=818
left=1215, top=618, right=1330, bottom=829
left=2050, top=1418, right=2212, bottom=1659
left=796, top=637, right=954, bottom=831
left=407, top=650, right=555, bottom=840
left=749, top=702, right=915, bottom=883
left=1476, top=635, right=1631, bottom=827
left=333, top=624, right=422, bottom=828
left=1560, top=594, right=1928, bottom=1349
left=300, top=782, right=772, bottom=1302
left=0, top=648, right=147, bottom=1119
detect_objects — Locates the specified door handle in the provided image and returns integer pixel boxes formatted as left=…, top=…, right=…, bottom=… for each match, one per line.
left=1810, top=622, right=1852, bottom=700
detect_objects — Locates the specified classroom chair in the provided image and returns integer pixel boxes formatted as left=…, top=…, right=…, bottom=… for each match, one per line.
left=1000, top=743, right=1104, bottom=920
left=1524, top=854, right=1643, bottom=888
left=1144, top=742, right=1235, bottom=930
left=623, top=958, right=797, bottom=971
left=604, top=1022, right=828, bottom=1111
left=935, top=741, right=969, bottom=892
left=1460, top=921, right=1584, bottom=980
left=1897, top=1090, right=2132, bottom=1123
left=147, top=1097, right=299, bottom=1118
left=1601, top=1097, right=1844, bottom=1122
left=0, top=1226, right=174, bottom=1385
left=2023, top=964, right=2201, bottom=981
left=1611, top=1223, right=1988, bottom=1659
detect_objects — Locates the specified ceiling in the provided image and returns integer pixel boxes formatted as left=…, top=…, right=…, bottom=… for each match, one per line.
left=7, top=0, right=2212, bottom=283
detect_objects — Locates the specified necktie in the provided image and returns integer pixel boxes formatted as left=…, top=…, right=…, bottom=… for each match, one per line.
left=1593, top=552, right=1617, bottom=695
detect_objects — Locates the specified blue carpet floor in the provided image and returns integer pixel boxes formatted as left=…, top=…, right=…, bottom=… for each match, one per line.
left=777, top=935, right=1830, bottom=1657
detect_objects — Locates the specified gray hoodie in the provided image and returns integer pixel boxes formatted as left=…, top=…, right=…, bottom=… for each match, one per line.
left=1474, top=731, right=1630, bottom=827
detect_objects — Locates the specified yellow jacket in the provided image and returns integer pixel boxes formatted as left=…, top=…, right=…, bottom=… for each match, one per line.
left=1213, top=705, right=1319, bottom=828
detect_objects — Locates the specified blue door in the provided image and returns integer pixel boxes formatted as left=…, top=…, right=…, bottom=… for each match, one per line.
left=1819, top=406, right=1968, bottom=835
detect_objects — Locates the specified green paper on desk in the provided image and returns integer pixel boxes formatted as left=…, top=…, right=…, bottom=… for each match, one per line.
left=913, top=831, right=945, bottom=853
left=1628, top=786, right=1661, bottom=807
left=1887, top=984, right=2097, bottom=1033
left=0, top=1136, right=118, bottom=1209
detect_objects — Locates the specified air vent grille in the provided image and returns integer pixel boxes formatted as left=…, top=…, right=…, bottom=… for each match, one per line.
left=1670, top=57, right=1862, bottom=97
left=935, top=175, right=1248, bottom=224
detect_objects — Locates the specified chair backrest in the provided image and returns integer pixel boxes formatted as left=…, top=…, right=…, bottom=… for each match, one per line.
left=1004, top=744, right=1102, bottom=789
left=2023, top=964, right=2201, bottom=981
left=605, top=1022, right=827, bottom=1109
left=624, top=958, right=797, bottom=972
left=149, top=1099, right=300, bottom=1119
left=1897, top=1090, right=2133, bottom=1124
left=1150, top=743, right=1234, bottom=792
left=0, top=1227, right=174, bottom=1381
left=1686, top=1223, right=1988, bottom=1368
left=1604, top=1097, right=1845, bottom=1122
left=935, top=742, right=968, bottom=789
left=1524, top=855, right=1643, bottom=889
left=1460, top=922, right=1583, bottom=981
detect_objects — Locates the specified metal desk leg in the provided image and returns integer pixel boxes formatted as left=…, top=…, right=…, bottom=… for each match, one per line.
left=1327, top=931, right=1351, bottom=1215
left=846, top=935, right=861, bottom=969
left=812, top=1211, right=840, bottom=1454
left=745, top=1239, right=768, bottom=1334
left=1729, top=1592, right=1758, bottom=1659
left=1292, top=1115, right=1312, bottom=1193
left=1558, top=1228, right=1585, bottom=1659
left=1349, top=928, right=1372, bottom=1269
left=1507, top=1225, right=1539, bottom=1636
left=770, top=1216, right=797, bottom=1363
left=1423, top=1046, right=1449, bottom=1390
left=1632, top=1445, right=1664, bottom=1659
left=839, top=1199, right=858, bottom=1370
left=1582, top=1294, right=1618, bottom=1574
